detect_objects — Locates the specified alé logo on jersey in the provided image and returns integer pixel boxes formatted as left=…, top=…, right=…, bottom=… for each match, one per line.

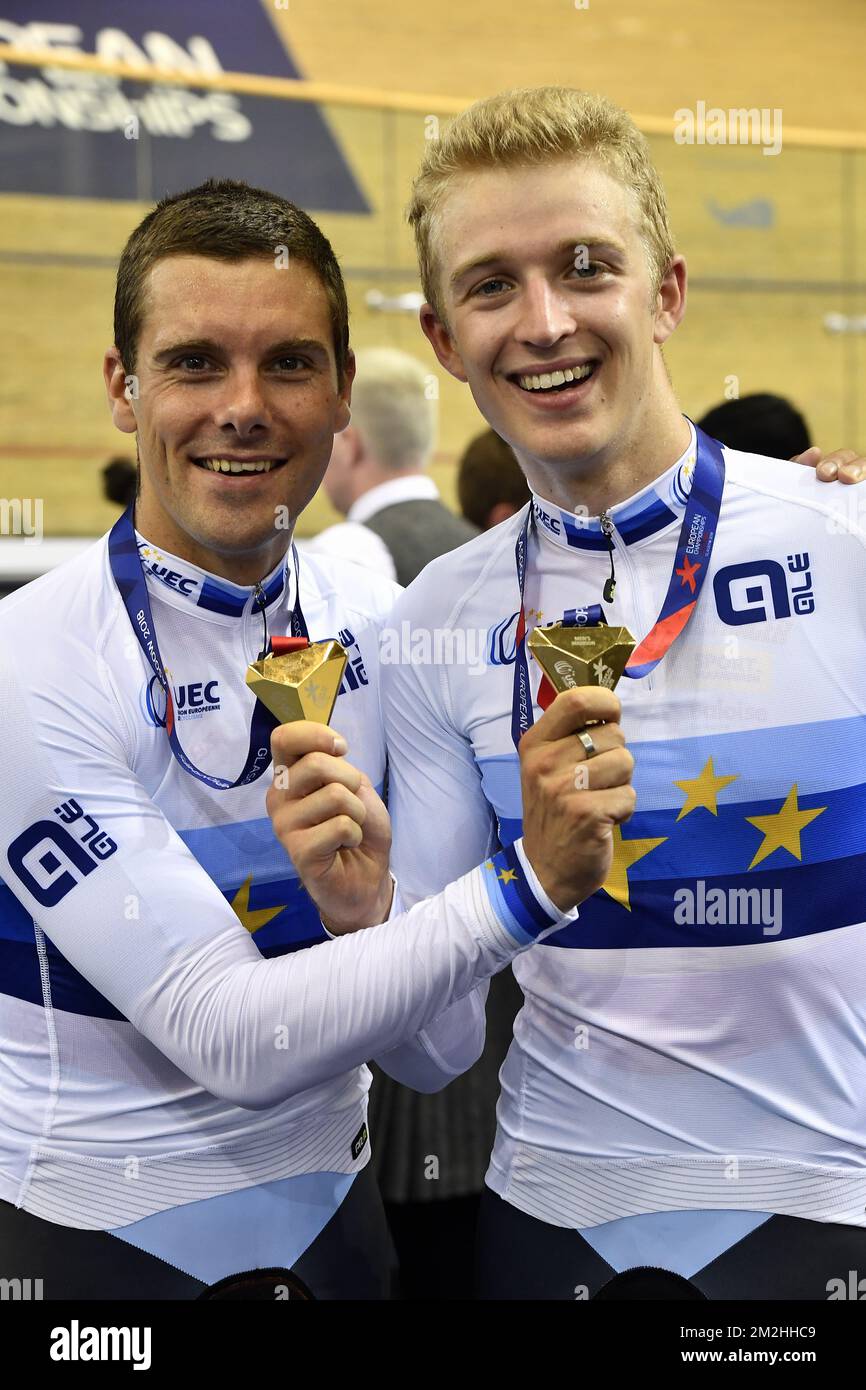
left=141, top=672, right=221, bottom=727
left=713, top=553, right=815, bottom=626
left=6, top=798, right=118, bottom=907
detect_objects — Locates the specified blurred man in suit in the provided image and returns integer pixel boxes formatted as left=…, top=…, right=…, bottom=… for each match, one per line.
left=307, top=347, right=478, bottom=584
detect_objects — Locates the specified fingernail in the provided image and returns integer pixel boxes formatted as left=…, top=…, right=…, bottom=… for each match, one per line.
left=332, top=735, right=348, bottom=755
left=822, top=462, right=839, bottom=479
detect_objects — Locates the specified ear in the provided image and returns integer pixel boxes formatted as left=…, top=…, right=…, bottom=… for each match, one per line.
left=653, top=255, right=687, bottom=346
left=340, top=423, right=364, bottom=469
left=104, top=347, right=138, bottom=434
left=334, top=348, right=356, bottom=433
left=419, top=304, right=469, bottom=384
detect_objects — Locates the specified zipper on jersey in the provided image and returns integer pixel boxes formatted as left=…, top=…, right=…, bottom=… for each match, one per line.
left=599, top=511, right=617, bottom=603
left=251, top=581, right=269, bottom=661
left=600, top=513, right=655, bottom=693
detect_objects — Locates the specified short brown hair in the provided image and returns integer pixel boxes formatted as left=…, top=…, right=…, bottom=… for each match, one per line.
left=114, top=178, right=350, bottom=383
left=457, top=428, right=531, bottom=529
left=408, top=87, right=676, bottom=322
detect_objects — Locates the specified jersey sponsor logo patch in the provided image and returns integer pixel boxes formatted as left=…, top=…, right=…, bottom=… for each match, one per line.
left=351, top=1122, right=368, bottom=1160
left=713, top=552, right=815, bottom=626
left=532, top=500, right=562, bottom=536
left=6, top=798, right=118, bottom=907
left=137, top=546, right=200, bottom=599
left=141, top=675, right=221, bottom=726
left=487, top=612, right=520, bottom=666
left=336, top=628, right=369, bottom=697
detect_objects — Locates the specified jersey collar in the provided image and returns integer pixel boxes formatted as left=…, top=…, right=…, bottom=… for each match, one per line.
left=134, top=531, right=292, bottom=617
left=530, top=420, right=697, bottom=553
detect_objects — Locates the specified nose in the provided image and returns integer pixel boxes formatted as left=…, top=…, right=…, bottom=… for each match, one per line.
left=213, top=367, right=271, bottom=437
left=517, top=275, right=578, bottom=350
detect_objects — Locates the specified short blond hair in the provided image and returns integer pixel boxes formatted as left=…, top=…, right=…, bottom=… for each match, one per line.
left=351, top=347, right=437, bottom=472
left=407, top=87, right=676, bottom=320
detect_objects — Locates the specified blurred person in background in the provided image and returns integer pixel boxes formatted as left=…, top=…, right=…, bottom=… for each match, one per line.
left=457, top=427, right=531, bottom=531
left=101, top=455, right=138, bottom=509
left=697, top=393, right=811, bottom=459
left=305, top=347, right=478, bottom=584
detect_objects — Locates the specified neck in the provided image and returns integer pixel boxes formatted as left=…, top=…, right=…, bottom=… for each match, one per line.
left=521, top=410, right=691, bottom=519
left=134, top=501, right=292, bottom=587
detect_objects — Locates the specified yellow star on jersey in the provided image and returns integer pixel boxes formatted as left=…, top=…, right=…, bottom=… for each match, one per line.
left=601, top=825, right=668, bottom=911
left=498, top=867, right=517, bottom=885
left=230, top=875, right=284, bottom=934
left=674, top=757, right=739, bottom=821
left=745, top=784, right=826, bottom=870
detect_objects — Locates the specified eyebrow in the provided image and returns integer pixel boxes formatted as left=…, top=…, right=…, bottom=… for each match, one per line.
left=449, top=236, right=628, bottom=291
left=151, top=337, right=330, bottom=365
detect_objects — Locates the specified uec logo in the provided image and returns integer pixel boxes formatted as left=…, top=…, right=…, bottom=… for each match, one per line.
left=142, top=677, right=220, bottom=726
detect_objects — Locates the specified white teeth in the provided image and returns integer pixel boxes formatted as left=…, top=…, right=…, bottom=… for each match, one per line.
left=199, top=458, right=277, bottom=473
left=517, top=364, right=594, bottom=391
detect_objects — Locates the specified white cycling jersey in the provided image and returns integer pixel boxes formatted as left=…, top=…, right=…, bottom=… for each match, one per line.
left=0, top=526, right=567, bottom=1232
left=383, top=423, right=866, bottom=1234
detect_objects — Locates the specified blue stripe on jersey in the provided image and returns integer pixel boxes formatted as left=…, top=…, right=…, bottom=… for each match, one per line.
left=0, top=883, right=126, bottom=1019
left=560, top=517, right=609, bottom=551
left=480, top=715, right=866, bottom=814
left=617, top=496, right=678, bottom=544
left=175, top=794, right=385, bottom=891
left=486, top=771, right=866, bottom=874
left=545, top=491, right=679, bottom=551
left=476, top=729, right=866, bottom=947
left=480, top=846, right=557, bottom=944
left=195, top=568, right=286, bottom=616
left=0, top=873, right=328, bottom=1018
left=544, top=850, right=866, bottom=948
left=228, top=876, right=328, bottom=953
left=196, top=579, right=250, bottom=616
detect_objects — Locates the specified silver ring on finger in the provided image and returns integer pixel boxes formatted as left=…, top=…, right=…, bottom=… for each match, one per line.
left=576, top=727, right=597, bottom=758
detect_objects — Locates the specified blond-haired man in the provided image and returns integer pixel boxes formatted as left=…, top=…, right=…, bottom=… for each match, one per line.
left=348, top=88, right=866, bottom=1298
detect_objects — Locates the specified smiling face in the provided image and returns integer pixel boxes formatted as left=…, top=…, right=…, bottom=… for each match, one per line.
left=420, top=158, right=687, bottom=509
left=104, top=255, right=353, bottom=583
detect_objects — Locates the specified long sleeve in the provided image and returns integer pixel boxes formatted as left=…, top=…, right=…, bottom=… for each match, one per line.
left=0, top=641, right=565, bottom=1112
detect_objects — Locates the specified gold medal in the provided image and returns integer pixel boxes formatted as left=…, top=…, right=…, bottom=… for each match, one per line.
left=245, top=639, right=347, bottom=725
left=527, top=623, right=636, bottom=694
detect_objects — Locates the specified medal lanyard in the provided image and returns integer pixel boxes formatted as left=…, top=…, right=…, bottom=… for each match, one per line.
left=108, top=504, right=308, bottom=790
left=511, top=425, right=725, bottom=750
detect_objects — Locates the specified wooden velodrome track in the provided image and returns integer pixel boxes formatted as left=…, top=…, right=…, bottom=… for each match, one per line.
left=0, top=0, right=863, bottom=539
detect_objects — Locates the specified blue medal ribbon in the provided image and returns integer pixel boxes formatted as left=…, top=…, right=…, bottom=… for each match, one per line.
left=108, top=504, right=307, bottom=791
left=511, top=425, right=725, bottom=750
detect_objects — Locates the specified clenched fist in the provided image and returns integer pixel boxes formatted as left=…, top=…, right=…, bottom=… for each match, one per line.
left=519, top=686, right=636, bottom=911
left=266, top=722, right=393, bottom=935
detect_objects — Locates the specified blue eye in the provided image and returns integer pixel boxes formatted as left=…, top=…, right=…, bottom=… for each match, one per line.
left=475, top=278, right=510, bottom=297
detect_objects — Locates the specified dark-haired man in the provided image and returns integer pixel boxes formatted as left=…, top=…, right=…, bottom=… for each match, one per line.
left=0, top=179, right=636, bottom=1298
